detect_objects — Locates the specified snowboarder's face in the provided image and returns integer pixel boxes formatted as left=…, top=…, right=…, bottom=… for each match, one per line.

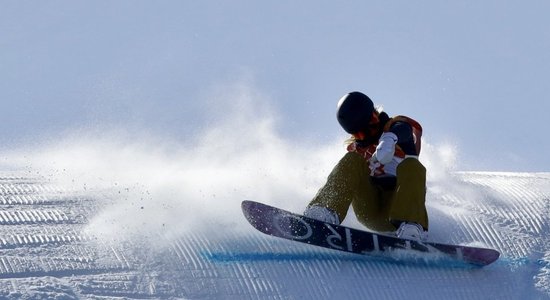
left=352, top=112, right=380, bottom=141
left=368, top=112, right=380, bottom=133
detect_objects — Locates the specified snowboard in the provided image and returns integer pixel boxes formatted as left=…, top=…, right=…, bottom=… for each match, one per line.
left=241, top=200, right=500, bottom=266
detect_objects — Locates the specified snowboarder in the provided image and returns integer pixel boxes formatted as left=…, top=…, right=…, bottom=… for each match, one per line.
left=304, top=91, right=429, bottom=240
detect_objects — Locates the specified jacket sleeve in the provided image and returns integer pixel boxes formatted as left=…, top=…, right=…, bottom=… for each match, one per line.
left=373, top=121, right=416, bottom=163
left=388, top=121, right=417, bottom=156
left=373, top=132, right=398, bottom=164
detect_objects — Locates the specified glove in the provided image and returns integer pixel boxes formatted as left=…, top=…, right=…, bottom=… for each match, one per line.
left=368, top=156, right=383, bottom=176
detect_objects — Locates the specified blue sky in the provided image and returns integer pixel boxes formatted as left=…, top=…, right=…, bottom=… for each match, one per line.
left=1, top=1, right=549, bottom=171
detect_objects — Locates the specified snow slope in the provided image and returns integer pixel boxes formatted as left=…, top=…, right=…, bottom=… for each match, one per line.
left=0, top=171, right=548, bottom=299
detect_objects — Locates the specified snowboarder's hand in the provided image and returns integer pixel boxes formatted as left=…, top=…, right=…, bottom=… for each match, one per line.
left=369, top=156, right=383, bottom=176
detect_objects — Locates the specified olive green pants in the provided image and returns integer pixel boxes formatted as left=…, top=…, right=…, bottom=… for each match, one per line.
left=307, top=152, right=428, bottom=232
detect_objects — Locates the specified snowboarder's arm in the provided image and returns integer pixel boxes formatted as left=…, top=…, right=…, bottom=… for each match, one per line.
left=372, top=121, right=416, bottom=164
left=372, top=132, right=398, bottom=164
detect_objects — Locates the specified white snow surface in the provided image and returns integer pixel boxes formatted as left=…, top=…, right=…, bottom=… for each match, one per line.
left=0, top=170, right=548, bottom=299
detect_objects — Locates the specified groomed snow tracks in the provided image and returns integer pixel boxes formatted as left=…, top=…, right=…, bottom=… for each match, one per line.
left=0, top=176, right=129, bottom=282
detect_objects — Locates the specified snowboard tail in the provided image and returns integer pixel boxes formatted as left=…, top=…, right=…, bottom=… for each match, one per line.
left=241, top=200, right=500, bottom=266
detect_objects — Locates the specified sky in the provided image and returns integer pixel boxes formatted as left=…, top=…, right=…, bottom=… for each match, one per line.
left=1, top=1, right=549, bottom=172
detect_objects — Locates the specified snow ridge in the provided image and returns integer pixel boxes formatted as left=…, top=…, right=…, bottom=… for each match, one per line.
left=0, top=172, right=548, bottom=299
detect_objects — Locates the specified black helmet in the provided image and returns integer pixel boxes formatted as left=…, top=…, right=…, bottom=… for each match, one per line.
left=336, top=91, right=375, bottom=134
